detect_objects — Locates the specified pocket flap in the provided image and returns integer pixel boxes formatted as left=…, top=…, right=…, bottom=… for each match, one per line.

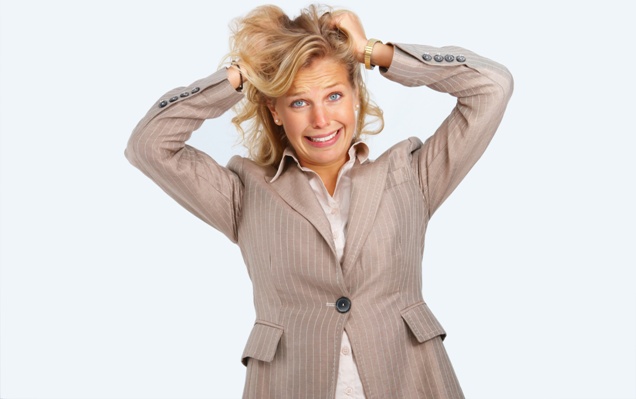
left=400, top=302, right=446, bottom=343
left=241, top=320, right=284, bottom=366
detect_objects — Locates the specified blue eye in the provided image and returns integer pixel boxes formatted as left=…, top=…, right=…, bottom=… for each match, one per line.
left=329, top=93, right=342, bottom=101
left=291, top=100, right=306, bottom=108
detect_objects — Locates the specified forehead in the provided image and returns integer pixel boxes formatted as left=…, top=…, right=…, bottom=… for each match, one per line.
left=288, top=58, right=351, bottom=95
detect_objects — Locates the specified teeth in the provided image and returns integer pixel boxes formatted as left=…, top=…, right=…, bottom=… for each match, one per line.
left=309, top=130, right=338, bottom=143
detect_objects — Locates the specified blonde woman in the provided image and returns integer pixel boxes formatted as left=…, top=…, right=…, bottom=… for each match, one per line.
left=126, top=4, right=513, bottom=398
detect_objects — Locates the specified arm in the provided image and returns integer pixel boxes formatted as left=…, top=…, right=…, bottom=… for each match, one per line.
left=333, top=12, right=513, bottom=217
left=125, top=68, right=245, bottom=243
left=380, top=43, right=514, bottom=216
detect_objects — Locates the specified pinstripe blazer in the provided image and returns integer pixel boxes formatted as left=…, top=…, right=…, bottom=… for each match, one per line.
left=126, top=43, right=513, bottom=399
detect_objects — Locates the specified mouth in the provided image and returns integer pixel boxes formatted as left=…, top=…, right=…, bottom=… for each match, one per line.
left=305, top=128, right=341, bottom=146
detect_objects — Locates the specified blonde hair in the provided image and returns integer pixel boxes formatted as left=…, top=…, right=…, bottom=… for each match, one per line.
left=225, top=4, right=384, bottom=167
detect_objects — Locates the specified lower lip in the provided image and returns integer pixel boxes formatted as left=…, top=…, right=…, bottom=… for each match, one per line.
left=305, top=129, right=341, bottom=148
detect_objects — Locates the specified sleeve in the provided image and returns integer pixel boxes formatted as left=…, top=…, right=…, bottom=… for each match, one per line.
left=380, top=43, right=514, bottom=218
left=125, top=68, right=245, bottom=243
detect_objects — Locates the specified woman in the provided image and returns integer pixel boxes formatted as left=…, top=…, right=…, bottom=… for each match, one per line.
left=126, top=4, right=513, bottom=398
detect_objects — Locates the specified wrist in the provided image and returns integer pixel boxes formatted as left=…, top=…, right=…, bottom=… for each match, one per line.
left=371, top=42, right=394, bottom=69
left=227, top=63, right=243, bottom=92
left=364, top=38, right=382, bottom=70
left=363, top=39, right=394, bottom=70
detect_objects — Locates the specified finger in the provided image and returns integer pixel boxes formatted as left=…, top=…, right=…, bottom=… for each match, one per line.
left=329, top=10, right=348, bottom=31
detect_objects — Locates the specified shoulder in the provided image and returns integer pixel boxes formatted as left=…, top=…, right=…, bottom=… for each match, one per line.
left=373, top=137, right=424, bottom=166
left=228, top=155, right=276, bottom=181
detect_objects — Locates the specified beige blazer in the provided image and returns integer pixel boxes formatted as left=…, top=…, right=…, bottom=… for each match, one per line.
left=126, top=43, right=513, bottom=399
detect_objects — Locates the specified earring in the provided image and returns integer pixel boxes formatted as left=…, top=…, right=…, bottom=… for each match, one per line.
left=274, top=119, right=280, bottom=124
left=355, top=104, right=360, bottom=110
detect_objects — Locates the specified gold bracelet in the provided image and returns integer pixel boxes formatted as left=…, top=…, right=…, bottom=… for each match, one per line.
left=364, top=38, right=382, bottom=70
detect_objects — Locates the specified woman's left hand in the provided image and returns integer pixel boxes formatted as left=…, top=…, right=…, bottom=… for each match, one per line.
left=330, top=10, right=394, bottom=69
left=331, top=11, right=368, bottom=64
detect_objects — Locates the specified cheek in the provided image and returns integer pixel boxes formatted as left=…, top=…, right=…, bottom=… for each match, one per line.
left=282, top=118, right=306, bottom=141
left=339, top=99, right=357, bottom=121
left=337, top=108, right=357, bottom=126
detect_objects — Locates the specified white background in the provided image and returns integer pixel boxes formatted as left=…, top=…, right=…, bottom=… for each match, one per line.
left=1, top=1, right=634, bottom=398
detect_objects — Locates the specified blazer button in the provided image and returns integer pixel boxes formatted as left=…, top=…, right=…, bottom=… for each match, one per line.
left=456, top=55, right=466, bottom=63
left=191, top=87, right=200, bottom=94
left=336, top=297, right=351, bottom=313
left=158, top=100, right=168, bottom=108
left=434, top=54, right=444, bottom=62
left=180, top=91, right=190, bottom=97
left=444, top=54, right=455, bottom=62
left=169, top=96, right=179, bottom=102
left=421, top=53, right=432, bottom=62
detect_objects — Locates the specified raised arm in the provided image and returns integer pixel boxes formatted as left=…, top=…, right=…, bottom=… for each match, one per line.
left=125, top=68, right=245, bottom=242
left=333, top=12, right=513, bottom=216
left=381, top=43, right=513, bottom=217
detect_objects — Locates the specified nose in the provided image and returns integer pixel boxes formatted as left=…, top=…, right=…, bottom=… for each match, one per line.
left=311, top=104, right=329, bottom=129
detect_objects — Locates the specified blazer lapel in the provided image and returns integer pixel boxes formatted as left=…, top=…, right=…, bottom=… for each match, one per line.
left=268, top=163, right=337, bottom=257
left=342, top=157, right=389, bottom=275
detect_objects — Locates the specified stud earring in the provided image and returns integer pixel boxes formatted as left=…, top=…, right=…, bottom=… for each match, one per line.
left=275, top=119, right=280, bottom=125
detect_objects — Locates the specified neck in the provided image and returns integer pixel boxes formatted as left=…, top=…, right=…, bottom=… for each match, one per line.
left=303, top=158, right=348, bottom=197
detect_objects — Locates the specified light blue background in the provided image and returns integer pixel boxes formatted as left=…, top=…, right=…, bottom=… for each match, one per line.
left=1, top=1, right=634, bottom=398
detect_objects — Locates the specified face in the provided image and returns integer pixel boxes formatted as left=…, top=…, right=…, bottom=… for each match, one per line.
left=269, top=57, right=359, bottom=172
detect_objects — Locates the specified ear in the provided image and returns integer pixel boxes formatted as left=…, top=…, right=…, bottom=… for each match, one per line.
left=267, top=99, right=278, bottom=121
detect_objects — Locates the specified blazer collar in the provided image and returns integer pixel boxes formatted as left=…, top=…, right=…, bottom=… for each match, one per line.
left=341, top=155, right=388, bottom=276
left=267, top=141, right=387, bottom=276
left=267, top=160, right=337, bottom=257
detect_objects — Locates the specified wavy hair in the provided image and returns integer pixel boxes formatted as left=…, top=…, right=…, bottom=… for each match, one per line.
left=224, top=4, right=384, bottom=167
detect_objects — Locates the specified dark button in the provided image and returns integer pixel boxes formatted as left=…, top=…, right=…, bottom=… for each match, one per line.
left=444, top=54, right=455, bottom=62
left=191, top=87, right=200, bottom=94
left=169, top=96, right=178, bottom=102
left=335, top=297, right=351, bottom=314
left=434, top=54, right=444, bottom=62
left=180, top=92, right=190, bottom=98
left=422, top=53, right=432, bottom=62
left=456, top=55, right=466, bottom=63
left=158, top=100, right=168, bottom=108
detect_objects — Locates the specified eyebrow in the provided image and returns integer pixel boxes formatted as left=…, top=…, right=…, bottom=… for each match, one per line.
left=286, top=82, right=344, bottom=98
